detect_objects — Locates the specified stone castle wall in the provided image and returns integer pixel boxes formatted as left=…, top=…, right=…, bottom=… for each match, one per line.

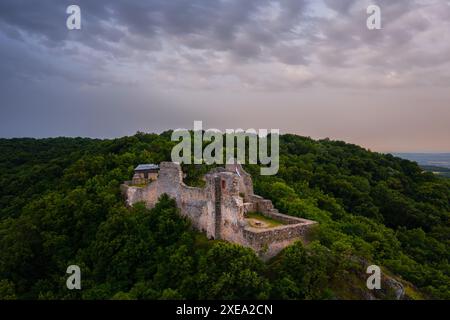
left=243, top=220, right=314, bottom=260
left=122, top=162, right=317, bottom=259
left=124, top=162, right=217, bottom=238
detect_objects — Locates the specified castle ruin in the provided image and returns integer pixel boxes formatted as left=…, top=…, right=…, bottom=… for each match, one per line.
left=122, top=162, right=317, bottom=260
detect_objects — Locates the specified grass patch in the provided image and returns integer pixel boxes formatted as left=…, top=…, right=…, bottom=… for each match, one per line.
left=246, top=211, right=284, bottom=228
left=404, top=285, right=426, bottom=300
left=130, top=183, right=148, bottom=188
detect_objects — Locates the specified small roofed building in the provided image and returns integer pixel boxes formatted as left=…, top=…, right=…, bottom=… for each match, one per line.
left=132, top=164, right=159, bottom=185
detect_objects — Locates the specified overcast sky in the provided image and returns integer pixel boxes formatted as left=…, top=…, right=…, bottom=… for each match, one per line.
left=0, top=0, right=449, bottom=152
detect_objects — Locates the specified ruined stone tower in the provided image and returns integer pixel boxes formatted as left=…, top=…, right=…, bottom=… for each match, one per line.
left=122, top=162, right=317, bottom=260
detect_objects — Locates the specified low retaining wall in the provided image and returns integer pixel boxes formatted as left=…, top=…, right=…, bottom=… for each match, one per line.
left=243, top=218, right=316, bottom=260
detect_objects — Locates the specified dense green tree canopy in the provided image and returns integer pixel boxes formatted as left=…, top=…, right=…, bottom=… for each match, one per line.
left=0, top=134, right=448, bottom=299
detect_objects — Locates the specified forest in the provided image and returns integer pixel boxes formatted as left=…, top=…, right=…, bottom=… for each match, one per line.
left=0, top=132, right=449, bottom=299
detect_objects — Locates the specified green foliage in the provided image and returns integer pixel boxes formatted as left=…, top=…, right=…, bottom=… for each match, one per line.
left=253, top=136, right=449, bottom=299
left=0, top=133, right=448, bottom=299
left=269, top=242, right=335, bottom=299
left=196, top=242, right=271, bottom=299
left=246, top=212, right=284, bottom=227
left=0, top=279, right=16, bottom=300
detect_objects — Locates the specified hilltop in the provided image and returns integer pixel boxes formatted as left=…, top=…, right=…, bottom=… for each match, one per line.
left=0, top=133, right=449, bottom=299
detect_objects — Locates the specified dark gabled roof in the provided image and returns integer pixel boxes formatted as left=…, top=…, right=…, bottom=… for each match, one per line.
left=135, top=164, right=159, bottom=171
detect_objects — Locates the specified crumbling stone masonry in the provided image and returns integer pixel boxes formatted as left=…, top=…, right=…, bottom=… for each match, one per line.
left=121, top=162, right=317, bottom=260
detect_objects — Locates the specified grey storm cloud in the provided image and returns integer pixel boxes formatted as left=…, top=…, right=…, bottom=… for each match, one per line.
left=0, top=0, right=307, bottom=57
left=0, top=0, right=449, bottom=87
left=0, top=0, right=449, bottom=152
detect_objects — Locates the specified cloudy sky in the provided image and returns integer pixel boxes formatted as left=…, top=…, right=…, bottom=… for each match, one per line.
left=1, top=0, right=449, bottom=152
